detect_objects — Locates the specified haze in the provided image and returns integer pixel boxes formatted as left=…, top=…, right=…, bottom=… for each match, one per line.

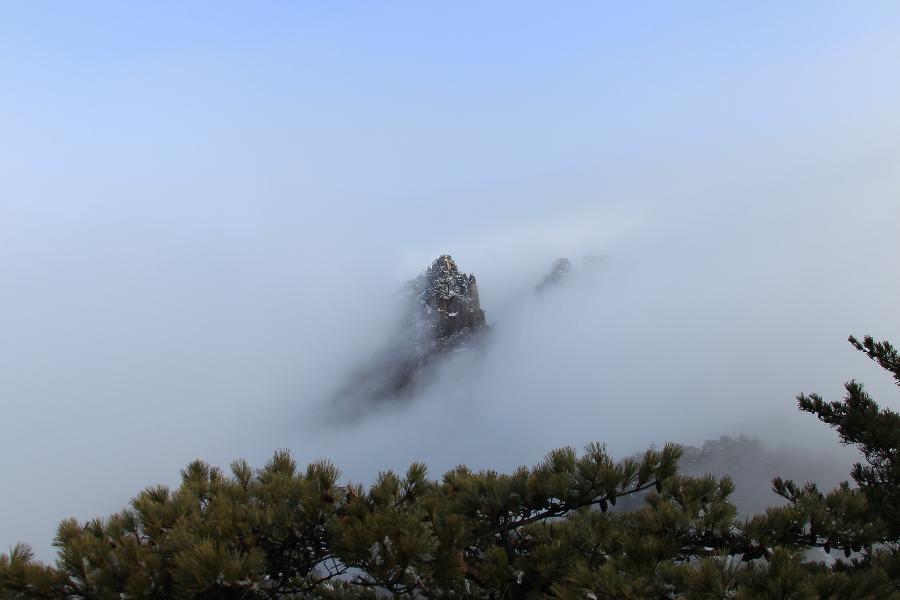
left=2, top=2, right=900, bottom=560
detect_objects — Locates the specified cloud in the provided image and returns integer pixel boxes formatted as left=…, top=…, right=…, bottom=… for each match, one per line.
left=3, top=9, right=900, bottom=559
left=3, top=140, right=900, bottom=561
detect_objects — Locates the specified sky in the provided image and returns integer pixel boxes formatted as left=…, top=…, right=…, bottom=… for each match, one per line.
left=2, top=2, right=900, bottom=560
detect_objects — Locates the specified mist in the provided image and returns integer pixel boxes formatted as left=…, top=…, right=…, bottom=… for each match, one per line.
left=3, top=2, right=900, bottom=561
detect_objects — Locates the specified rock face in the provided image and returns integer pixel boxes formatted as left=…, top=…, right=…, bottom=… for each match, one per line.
left=534, top=255, right=608, bottom=293
left=407, top=254, right=486, bottom=344
left=615, top=436, right=849, bottom=517
left=330, top=254, right=487, bottom=420
left=535, top=257, right=572, bottom=293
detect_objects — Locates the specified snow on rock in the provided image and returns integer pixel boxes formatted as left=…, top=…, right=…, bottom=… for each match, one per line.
left=328, top=254, right=488, bottom=421
left=406, top=254, right=486, bottom=345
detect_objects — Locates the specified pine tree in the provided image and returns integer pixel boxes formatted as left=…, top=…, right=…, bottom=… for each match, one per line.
left=3, top=335, right=899, bottom=598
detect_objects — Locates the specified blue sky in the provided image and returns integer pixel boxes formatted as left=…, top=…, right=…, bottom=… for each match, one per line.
left=2, top=2, right=900, bottom=560
left=3, top=2, right=899, bottom=226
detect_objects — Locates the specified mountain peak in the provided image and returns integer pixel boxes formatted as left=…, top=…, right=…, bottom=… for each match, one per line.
left=409, top=254, right=486, bottom=345
left=330, top=254, right=487, bottom=420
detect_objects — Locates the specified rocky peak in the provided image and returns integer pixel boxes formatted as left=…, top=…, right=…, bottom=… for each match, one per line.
left=330, top=254, right=487, bottom=420
left=535, top=257, right=572, bottom=293
left=409, top=254, right=486, bottom=342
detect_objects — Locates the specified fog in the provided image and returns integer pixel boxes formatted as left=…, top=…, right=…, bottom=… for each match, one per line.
left=5, top=147, right=899, bottom=559
left=3, top=3, right=900, bottom=561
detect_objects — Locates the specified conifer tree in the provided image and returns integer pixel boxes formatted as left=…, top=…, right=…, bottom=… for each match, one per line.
left=2, top=335, right=899, bottom=598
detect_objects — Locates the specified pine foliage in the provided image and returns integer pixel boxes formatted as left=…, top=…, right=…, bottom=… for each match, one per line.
left=3, top=335, right=900, bottom=598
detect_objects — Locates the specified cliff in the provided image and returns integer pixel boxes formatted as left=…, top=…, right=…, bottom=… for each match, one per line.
left=330, top=254, right=487, bottom=420
left=407, top=254, right=486, bottom=345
